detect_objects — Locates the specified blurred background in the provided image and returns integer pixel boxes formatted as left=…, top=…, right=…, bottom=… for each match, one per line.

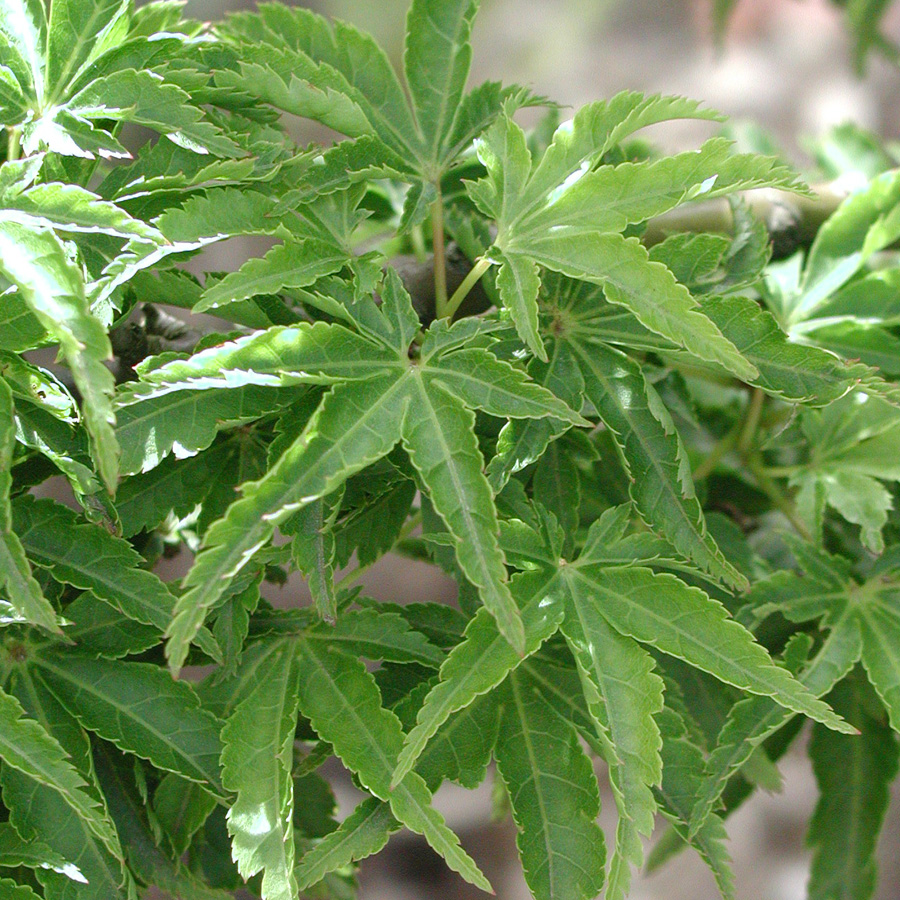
left=167, top=1, right=900, bottom=897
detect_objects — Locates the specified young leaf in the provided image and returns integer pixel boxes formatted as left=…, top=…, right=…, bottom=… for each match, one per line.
left=221, top=639, right=300, bottom=900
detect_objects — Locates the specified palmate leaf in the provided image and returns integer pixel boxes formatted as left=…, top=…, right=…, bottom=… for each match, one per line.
left=33, top=653, right=225, bottom=797
left=0, top=220, right=117, bottom=491
left=807, top=674, right=899, bottom=900
left=495, top=668, right=606, bottom=900
left=392, top=568, right=566, bottom=787
left=0, top=685, right=122, bottom=863
left=0, top=378, right=58, bottom=632
left=755, top=534, right=900, bottom=733
left=165, top=373, right=412, bottom=674
left=220, top=639, right=300, bottom=900
left=471, top=106, right=765, bottom=374
left=166, top=282, right=585, bottom=670
left=527, top=231, right=757, bottom=381
left=293, top=639, right=492, bottom=893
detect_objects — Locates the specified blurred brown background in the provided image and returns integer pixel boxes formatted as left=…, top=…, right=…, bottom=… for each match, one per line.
left=168, top=1, right=900, bottom=897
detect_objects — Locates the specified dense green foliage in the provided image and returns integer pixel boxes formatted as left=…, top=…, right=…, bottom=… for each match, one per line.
left=1, top=1, right=900, bottom=899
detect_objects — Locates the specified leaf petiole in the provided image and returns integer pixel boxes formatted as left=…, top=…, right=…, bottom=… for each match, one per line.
left=443, top=256, right=493, bottom=320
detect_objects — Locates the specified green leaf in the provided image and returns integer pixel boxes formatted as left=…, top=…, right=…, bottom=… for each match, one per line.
left=63, top=594, right=161, bottom=659
left=305, top=607, right=443, bottom=668
left=0, top=379, right=58, bottom=633
left=0, top=221, right=118, bottom=491
left=0, top=686, right=121, bottom=861
left=527, top=232, right=756, bottom=381
left=0, top=822, right=79, bottom=880
left=0, top=0, right=46, bottom=100
left=654, top=709, right=735, bottom=899
left=791, top=169, right=900, bottom=324
left=402, top=375, right=523, bottom=651
left=66, top=68, right=241, bottom=158
left=519, top=138, right=805, bottom=237
left=392, top=569, right=565, bottom=787
left=495, top=668, right=606, bottom=900
left=807, top=675, right=899, bottom=900
left=294, top=640, right=492, bottom=892
left=422, top=347, right=587, bottom=426
left=0, top=670, right=133, bottom=899
left=0, top=181, right=163, bottom=241
left=495, top=251, right=545, bottom=359
left=487, top=341, right=584, bottom=491
left=295, top=797, right=399, bottom=892
left=857, top=587, right=900, bottom=732
left=0, top=877, right=44, bottom=899
left=166, top=374, right=411, bottom=673
left=404, top=0, right=477, bottom=163
left=114, top=383, right=292, bottom=476
left=13, top=496, right=177, bottom=638
left=133, top=322, right=397, bottom=391
left=221, top=639, right=300, bottom=900
left=567, top=565, right=853, bottom=733
left=93, top=743, right=230, bottom=900
left=571, top=338, right=744, bottom=587
left=33, top=653, right=225, bottom=796
left=562, top=585, right=662, bottom=893
left=45, top=0, right=127, bottom=100
left=153, top=774, right=218, bottom=859
left=195, top=240, right=348, bottom=313
left=519, top=93, right=722, bottom=216
left=701, top=294, right=875, bottom=404
left=690, top=615, right=862, bottom=837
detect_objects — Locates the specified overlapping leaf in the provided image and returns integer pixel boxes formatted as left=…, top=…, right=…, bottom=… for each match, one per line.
left=221, top=639, right=300, bottom=900
left=165, top=275, right=585, bottom=670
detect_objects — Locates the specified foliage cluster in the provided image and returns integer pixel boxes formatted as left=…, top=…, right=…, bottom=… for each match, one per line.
left=1, top=1, right=900, bottom=899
